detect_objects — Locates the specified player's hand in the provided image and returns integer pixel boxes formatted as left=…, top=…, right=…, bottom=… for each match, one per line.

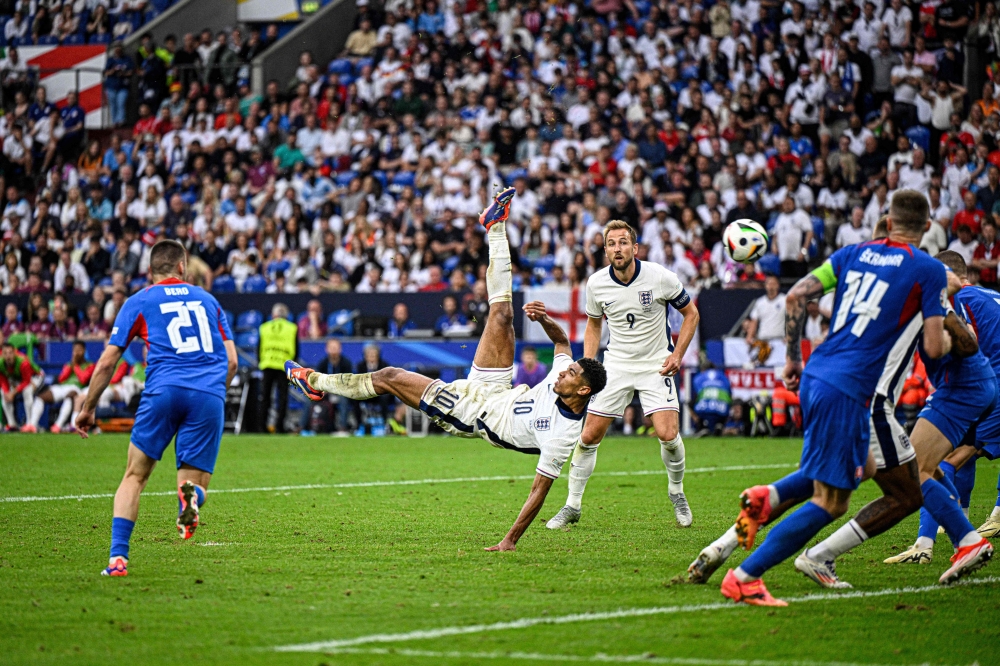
left=75, top=409, right=95, bottom=439
left=660, top=353, right=682, bottom=376
left=782, top=360, right=803, bottom=392
left=485, top=539, right=517, bottom=552
left=523, top=301, right=549, bottom=322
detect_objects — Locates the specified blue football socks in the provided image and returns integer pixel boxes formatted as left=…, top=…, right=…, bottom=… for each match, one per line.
left=740, top=501, right=833, bottom=578
left=954, top=461, right=976, bottom=509
left=110, top=517, right=135, bottom=559
left=772, top=470, right=814, bottom=505
left=921, top=478, right=975, bottom=546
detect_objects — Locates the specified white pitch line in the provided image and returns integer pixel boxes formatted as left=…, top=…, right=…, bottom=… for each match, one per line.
left=0, top=463, right=794, bottom=504
left=317, top=647, right=952, bottom=666
left=272, top=576, right=1000, bottom=652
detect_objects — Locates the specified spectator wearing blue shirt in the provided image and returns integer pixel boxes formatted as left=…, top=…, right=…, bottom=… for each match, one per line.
left=434, top=295, right=468, bottom=336
left=103, top=42, right=134, bottom=128
left=691, top=367, right=733, bottom=435
left=417, top=1, right=445, bottom=34
left=28, top=86, right=55, bottom=125
left=387, top=302, right=415, bottom=338
left=86, top=186, right=113, bottom=222
left=59, top=90, right=86, bottom=155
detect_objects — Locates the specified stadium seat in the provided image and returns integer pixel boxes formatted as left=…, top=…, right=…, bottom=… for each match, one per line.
left=98, top=277, right=113, bottom=288
left=91, top=33, right=110, bottom=44
left=390, top=171, right=415, bottom=192
left=236, top=310, right=263, bottom=332
left=242, top=274, right=268, bottom=293
left=235, top=330, right=259, bottom=350
left=129, top=277, right=148, bottom=291
left=864, top=110, right=881, bottom=125
left=354, top=57, right=374, bottom=74
left=757, top=254, right=781, bottom=276
left=372, top=170, right=387, bottom=189
left=327, top=309, right=354, bottom=336
left=267, top=259, right=291, bottom=277
left=212, top=275, right=236, bottom=293
left=336, top=171, right=358, bottom=187
left=63, top=34, right=84, bottom=45
left=505, top=168, right=529, bottom=185
left=442, top=255, right=460, bottom=275
left=906, top=125, right=930, bottom=154
left=37, top=35, right=57, bottom=45
left=532, top=255, right=556, bottom=272
left=328, top=58, right=353, bottom=75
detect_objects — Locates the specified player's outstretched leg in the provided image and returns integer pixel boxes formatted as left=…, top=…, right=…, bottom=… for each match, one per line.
left=687, top=469, right=813, bottom=583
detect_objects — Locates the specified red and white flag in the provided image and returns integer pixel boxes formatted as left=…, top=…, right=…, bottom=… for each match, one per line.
left=523, top=287, right=589, bottom=343
left=22, top=46, right=107, bottom=129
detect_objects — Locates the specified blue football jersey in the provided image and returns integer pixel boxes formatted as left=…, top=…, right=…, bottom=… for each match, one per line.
left=956, top=285, right=1000, bottom=376
left=804, top=239, right=948, bottom=401
left=110, top=278, right=234, bottom=399
left=920, top=286, right=999, bottom=388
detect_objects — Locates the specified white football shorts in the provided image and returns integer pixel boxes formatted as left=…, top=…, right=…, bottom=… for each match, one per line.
left=418, top=364, right=515, bottom=439
left=588, top=363, right=679, bottom=418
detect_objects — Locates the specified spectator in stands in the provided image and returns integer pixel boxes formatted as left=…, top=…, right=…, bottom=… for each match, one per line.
left=308, top=338, right=355, bottom=435
left=973, top=221, right=1000, bottom=290
left=78, top=302, right=109, bottom=340
left=4, top=12, right=28, bottom=45
left=297, top=299, right=327, bottom=339
left=514, top=346, right=548, bottom=388
left=836, top=207, right=871, bottom=248
left=434, top=294, right=468, bottom=336
left=744, top=275, right=786, bottom=344
left=54, top=248, right=90, bottom=292
left=770, top=197, right=814, bottom=277
left=387, top=302, right=415, bottom=338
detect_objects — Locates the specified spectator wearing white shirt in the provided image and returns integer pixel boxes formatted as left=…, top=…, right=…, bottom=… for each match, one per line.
left=53, top=249, right=91, bottom=292
left=744, top=274, right=786, bottom=342
left=771, top=197, right=814, bottom=277
left=897, top=148, right=933, bottom=194
left=947, top=224, right=978, bottom=264
left=890, top=48, right=923, bottom=128
left=882, top=0, right=912, bottom=49
left=224, top=196, right=259, bottom=238
left=836, top=207, right=871, bottom=247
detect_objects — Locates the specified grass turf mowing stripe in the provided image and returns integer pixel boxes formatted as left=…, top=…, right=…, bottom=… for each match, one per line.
left=272, top=576, right=1000, bottom=652
left=317, top=647, right=951, bottom=666
left=0, top=463, right=794, bottom=503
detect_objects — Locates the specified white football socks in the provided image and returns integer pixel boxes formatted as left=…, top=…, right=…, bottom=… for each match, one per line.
left=566, top=441, right=599, bottom=510
left=29, top=395, right=45, bottom=427
left=709, top=524, right=740, bottom=560
left=660, top=435, right=685, bottom=494
left=915, top=536, right=935, bottom=549
left=486, top=222, right=512, bottom=305
left=55, top=398, right=73, bottom=428
left=310, top=372, right=378, bottom=400
left=805, top=519, right=868, bottom=562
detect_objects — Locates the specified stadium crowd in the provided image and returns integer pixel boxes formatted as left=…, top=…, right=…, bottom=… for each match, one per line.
left=0, top=0, right=996, bottom=344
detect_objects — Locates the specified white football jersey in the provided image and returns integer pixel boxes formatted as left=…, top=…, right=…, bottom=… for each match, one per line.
left=585, top=259, right=690, bottom=368
left=480, top=354, right=584, bottom=479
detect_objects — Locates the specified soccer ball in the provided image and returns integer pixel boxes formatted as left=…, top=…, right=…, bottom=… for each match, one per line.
left=723, top=220, right=769, bottom=264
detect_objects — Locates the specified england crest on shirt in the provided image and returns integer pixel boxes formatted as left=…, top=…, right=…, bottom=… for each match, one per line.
left=639, top=290, right=654, bottom=312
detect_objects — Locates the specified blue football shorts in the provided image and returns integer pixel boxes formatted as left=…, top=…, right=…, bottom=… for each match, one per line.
left=131, top=386, right=225, bottom=474
left=918, top=378, right=998, bottom=450
left=799, top=374, right=870, bottom=490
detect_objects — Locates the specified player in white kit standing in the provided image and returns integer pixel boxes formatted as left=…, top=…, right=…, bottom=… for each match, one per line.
left=547, top=220, right=701, bottom=529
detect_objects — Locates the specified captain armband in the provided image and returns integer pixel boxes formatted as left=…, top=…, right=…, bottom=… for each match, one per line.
left=669, top=289, right=692, bottom=310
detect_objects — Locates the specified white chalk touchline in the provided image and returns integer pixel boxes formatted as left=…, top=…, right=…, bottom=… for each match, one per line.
left=316, top=647, right=952, bottom=666
left=272, top=575, right=1000, bottom=652
left=0, top=463, right=794, bottom=503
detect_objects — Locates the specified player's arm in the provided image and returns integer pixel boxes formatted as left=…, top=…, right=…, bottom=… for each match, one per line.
left=923, top=316, right=949, bottom=359
left=75, top=344, right=125, bottom=438
left=583, top=316, right=602, bottom=358
left=485, top=472, right=555, bottom=552
left=783, top=267, right=829, bottom=391
left=523, top=301, right=571, bottom=358
left=224, top=339, right=238, bottom=387
left=57, top=364, right=71, bottom=384
left=15, top=358, right=32, bottom=394
left=662, top=294, right=698, bottom=377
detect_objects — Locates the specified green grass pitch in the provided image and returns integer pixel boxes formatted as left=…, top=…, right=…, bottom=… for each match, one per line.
left=1, top=434, right=999, bottom=665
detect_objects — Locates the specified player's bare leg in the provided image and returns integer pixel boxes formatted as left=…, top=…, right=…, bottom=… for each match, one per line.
left=104, top=443, right=158, bottom=576
left=177, top=464, right=211, bottom=540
